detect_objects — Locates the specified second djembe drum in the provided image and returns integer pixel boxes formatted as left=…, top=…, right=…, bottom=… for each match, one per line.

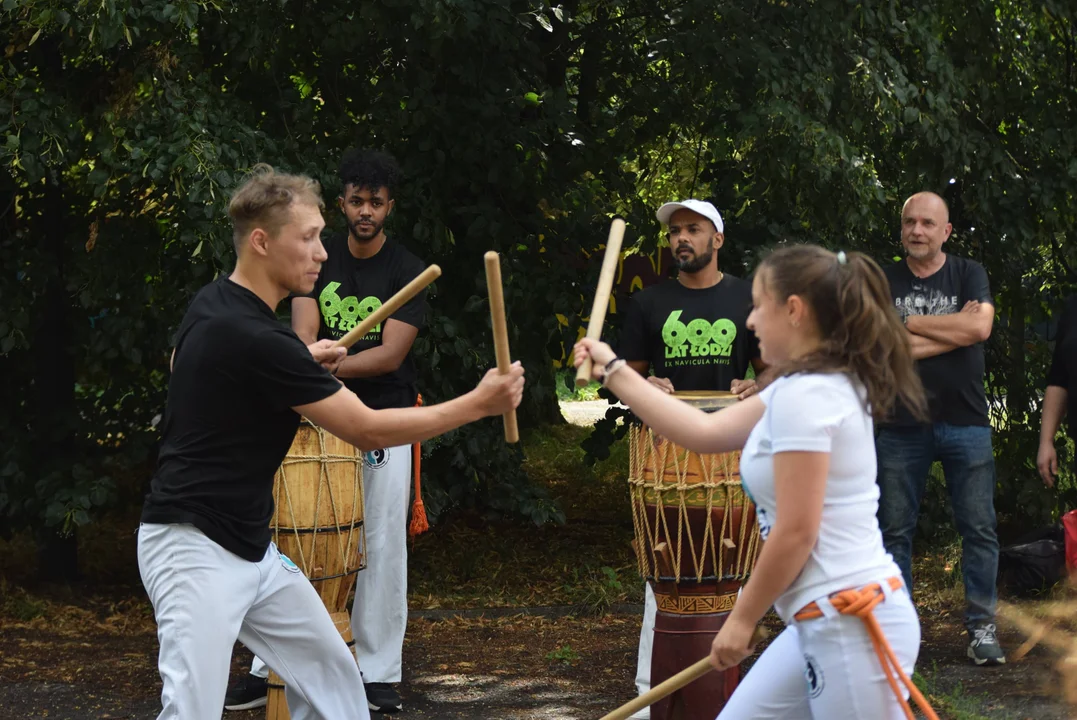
left=265, top=419, right=366, bottom=720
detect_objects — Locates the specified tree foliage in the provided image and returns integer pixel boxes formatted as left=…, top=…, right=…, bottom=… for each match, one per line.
left=2, top=1, right=1076, bottom=568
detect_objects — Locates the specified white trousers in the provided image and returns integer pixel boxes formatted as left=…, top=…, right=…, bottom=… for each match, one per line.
left=252, top=443, right=411, bottom=684
left=631, top=583, right=658, bottom=720
left=717, top=582, right=921, bottom=719
left=351, top=443, right=411, bottom=683
left=138, top=523, right=369, bottom=720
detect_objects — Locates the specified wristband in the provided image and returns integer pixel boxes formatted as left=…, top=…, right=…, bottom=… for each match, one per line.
left=602, top=357, right=627, bottom=386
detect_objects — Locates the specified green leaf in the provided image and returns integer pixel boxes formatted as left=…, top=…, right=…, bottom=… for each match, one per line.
left=90, top=486, right=109, bottom=506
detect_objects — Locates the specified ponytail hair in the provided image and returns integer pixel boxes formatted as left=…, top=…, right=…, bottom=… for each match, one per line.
left=756, top=245, right=928, bottom=423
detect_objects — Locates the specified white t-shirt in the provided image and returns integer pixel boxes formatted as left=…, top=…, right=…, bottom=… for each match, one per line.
left=740, top=372, right=900, bottom=623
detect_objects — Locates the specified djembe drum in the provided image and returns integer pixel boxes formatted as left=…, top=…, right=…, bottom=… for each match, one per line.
left=628, top=391, right=761, bottom=720
left=265, top=419, right=366, bottom=720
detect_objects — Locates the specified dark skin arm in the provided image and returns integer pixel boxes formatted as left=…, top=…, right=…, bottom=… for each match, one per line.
left=626, top=360, right=675, bottom=393
left=729, top=358, right=766, bottom=399
left=292, top=297, right=418, bottom=378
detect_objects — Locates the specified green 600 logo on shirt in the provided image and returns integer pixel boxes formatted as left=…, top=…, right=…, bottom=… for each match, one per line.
left=319, top=282, right=382, bottom=336
left=662, top=310, right=737, bottom=359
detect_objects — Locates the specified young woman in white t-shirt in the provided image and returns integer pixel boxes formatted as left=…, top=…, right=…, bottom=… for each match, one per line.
left=574, top=245, right=937, bottom=719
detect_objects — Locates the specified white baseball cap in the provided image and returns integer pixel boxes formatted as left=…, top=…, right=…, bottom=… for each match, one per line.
left=655, top=199, right=724, bottom=234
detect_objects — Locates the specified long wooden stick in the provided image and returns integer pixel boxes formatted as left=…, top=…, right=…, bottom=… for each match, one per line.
left=576, top=217, right=627, bottom=386
left=334, top=265, right=441, bottom=350
left=484, top=251, right=519, bottom=443
left=599, top=627, right=769, bottom=720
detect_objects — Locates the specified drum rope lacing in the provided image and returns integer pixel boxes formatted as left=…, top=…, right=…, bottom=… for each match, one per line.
left=628, top=424, right=761, bottom=585
left=272, top=422, right=365, bottom=596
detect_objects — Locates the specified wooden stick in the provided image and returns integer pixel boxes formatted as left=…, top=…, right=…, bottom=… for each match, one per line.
left=997, top=601, right=1074, bottom=656
left=334, top=265, right=441, bottom=350
left=575, top=217, right=627, bottom=387
left=1011, top=619, right=1052, bottom=662
left=483, top=251, right=519, bottom=444
left=599, top=627, right=770, bottom=720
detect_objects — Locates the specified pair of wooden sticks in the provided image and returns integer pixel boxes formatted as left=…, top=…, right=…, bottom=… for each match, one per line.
left=330, top=253, right=519, bottom=444
left=328, top=218, right=763, bottom=718
left=574, top=218, right=777, bottom=718
left=328, top=212, right=629, bottom=441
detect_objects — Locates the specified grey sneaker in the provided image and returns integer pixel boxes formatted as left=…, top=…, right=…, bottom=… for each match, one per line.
left=967, top=622, right=1006, bottom=666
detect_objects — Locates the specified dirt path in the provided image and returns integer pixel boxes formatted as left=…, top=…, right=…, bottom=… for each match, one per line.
left=0, top=609, right=640, bottom=720
left=0, top=594, right=1071, bottom=720
left=914, top=613, right=1070, bottom=720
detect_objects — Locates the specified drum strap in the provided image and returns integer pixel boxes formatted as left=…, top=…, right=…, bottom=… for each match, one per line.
left=408, top=393, right=431, bottom=537
left=793, top=576, right=938, bottom=720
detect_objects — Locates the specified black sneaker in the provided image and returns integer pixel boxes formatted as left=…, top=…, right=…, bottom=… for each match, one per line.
left=967, top=621, right=1006, bottom=666
left=224, top=673, right=268, bottom=711
left=365, top=682, right=403, bottom=713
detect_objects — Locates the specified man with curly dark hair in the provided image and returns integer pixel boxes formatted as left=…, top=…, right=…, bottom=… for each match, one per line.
left=225, top=149, right=426, bottom=714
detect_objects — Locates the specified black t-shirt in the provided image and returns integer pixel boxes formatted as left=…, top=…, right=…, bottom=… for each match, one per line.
left=1046, top=294, right=1077, bottom=440
left=616, top=276, right=760, bottom=391
left=304, top=233, right=427, bottom=410
left=883, top=255, right=993, bottom=427
left=141, top=278, right=343, bottom=562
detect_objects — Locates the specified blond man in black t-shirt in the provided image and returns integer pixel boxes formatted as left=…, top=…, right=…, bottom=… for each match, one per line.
left=142, top=165, right=523, bottom=720
left=227, top=150, right=425, bottom=715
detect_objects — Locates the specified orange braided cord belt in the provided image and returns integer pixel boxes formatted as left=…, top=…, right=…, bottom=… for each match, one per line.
left=794, top=576, right=939, bottom=720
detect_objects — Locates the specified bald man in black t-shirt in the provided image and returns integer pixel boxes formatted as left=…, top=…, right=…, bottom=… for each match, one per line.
left=875, top=191, right=1004, bottom=667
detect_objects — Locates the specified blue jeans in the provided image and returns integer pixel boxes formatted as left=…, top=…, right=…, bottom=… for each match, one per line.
left=875, top=423, right=998, bottom=627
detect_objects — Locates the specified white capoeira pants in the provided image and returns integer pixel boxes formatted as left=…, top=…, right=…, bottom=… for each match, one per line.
left=252, top=443, right=411, bottom=685
left=717, top=581, right=921, bottom=719
left=630, top=583, right=658, bottom=720
left=138, top=522, right=369, bottom=720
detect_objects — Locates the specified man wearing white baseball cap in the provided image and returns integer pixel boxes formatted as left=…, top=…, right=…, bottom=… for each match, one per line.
left=657, top=198, right=725, bottom=235
left=615, top=198, right=763, bottom=719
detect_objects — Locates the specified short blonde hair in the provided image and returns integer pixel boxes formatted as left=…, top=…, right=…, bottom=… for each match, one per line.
left=228, top=163, right=325, bottom=250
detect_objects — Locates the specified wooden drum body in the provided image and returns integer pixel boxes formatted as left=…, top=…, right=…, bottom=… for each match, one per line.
left=628, top=391, right=761, bottom=720
left=265, top=419, right=366, bottom=720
